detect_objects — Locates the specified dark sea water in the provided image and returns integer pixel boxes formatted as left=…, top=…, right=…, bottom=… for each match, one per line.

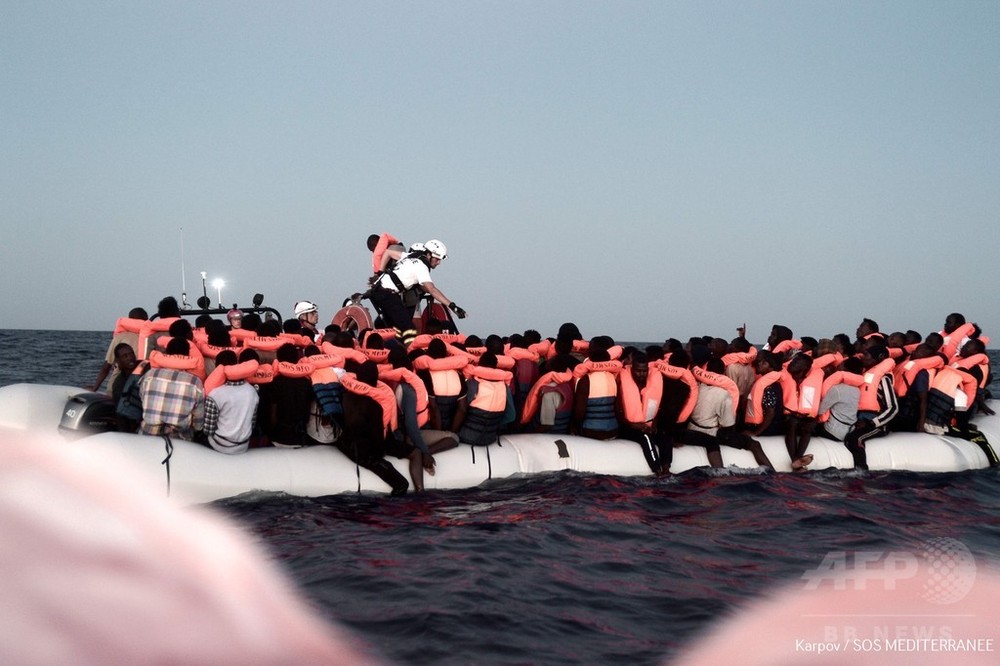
left=3, top=329, right=1000, bottom=664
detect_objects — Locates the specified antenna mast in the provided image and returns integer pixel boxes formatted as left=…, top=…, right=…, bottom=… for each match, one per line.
left=180, top=227, right=189, bottom=308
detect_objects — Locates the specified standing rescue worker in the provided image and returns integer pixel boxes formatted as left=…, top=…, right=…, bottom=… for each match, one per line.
left=368, top=239, right=466, bottom=347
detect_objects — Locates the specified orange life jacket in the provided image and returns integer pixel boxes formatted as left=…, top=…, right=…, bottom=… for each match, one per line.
left=745, top=371, right=783, bottom=425
left=930, top=366, right=977, bottom=412
left=321, top=342, right=367, bottom=366
left=520, top=370, right=574, bottom=425
left=618, top=366, right=664, bottom=426
left=691, top=367, right=739, bottom=418
left=953, top=353, right=991, bottom=390
left=148, top=351, right=199, bottom=372
left=939, top=322, right=976, bottom=359
left=781, top=367, right=825, bottom=418
left=379, top=366, right=429, bottom=428
left=273, top=359, right=315, bottom=379
left=204, top=360, right=260, bottom=394
left=413, top=354, right=469, bottom=397
left=244, top=336, right=286, bottom=353
left=137, top=317, right=179, bottom=359
left=340, top=373, right=398, bottom=435
left=811, top=353, right=844, bottom=371
left=464, top=366, right=511, bottom=411
left=371, top=232, right=401, bottom=273
left=361, top=348, right=391, bottom=365
left=722, top=347, right=757, bottom=367
left=858, top=358, right=896, bottom=412
left=771, top=339, right=802, bottom=355
left=650, top=362, right=699, bottom=423
left=893, top=356, right=944, bottom=397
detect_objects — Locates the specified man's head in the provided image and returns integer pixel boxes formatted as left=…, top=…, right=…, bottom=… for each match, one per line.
left=944, top=313, right=966, bottom=334
left=293, top=301, right=319, bottom=327
left=786, top=353, right=813, bottom=382
left=356, top=360, right=379, bottom=388
left=113, top=343, right=137, bottom=373
left=862, top=344, right=889, bottom=369
left=629, top=351, right=649, bottom=386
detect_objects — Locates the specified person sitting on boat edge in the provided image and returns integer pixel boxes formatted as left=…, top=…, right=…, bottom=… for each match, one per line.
left=368, top=239, right=466, bottom=347
left=616, top=351, right=671, bottom=476
left=415, top=337, right=469, bottom=433
left=338, top=360, right=414, bottom=495
left=691, top=356, right=775, bottom=471
left=654, top=349, right=723, bottom=469
left=520, top=354, right=575, bottom=434
left=572, top=346, right=621, bottom=440
left=257, top=343, right=317, bottom=448
left=843, top=344, right=898, bottom=470
left=203, top=350, right=259, bottom=455
left=138, top=337, right=205, bottom=442
left=384, top=346, right=459, bottom=477
left=782, top=353, right=821, bottom=472
left=108, top=342, right=139, bottom=408
left=90, top=306, right=147, bottom=394
left=815, top=355, right=862, bottom=442
left=458, top=352, right=516, bottom=447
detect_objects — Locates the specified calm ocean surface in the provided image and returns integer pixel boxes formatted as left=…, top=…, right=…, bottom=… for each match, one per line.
left=3, top=328, right=1000, bottom=664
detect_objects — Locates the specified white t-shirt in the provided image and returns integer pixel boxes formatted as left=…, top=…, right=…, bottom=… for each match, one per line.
left=687, top=385, right=735, bottom=436
left=377, top=256, right=431, bottom=292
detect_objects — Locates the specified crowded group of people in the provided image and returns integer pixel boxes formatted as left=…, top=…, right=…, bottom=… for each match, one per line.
left=89, top=235, right=997, bottom=494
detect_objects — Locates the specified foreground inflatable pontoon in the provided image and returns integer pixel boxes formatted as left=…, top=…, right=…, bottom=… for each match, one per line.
left=0, top=383, right=996, bottom=504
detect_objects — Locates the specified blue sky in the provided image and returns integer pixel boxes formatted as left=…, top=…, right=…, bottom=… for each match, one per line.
left=2, top=1, right=998, bottom=345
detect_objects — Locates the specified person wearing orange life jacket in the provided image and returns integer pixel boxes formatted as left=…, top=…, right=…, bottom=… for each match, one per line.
left=338, top=360, right=413, bottom=495
left=742, top=351, right=785, bottom=439
left=383, top=346, right=459, bottom=476
left=815, top=356, right=862, bottom=442
left=939, top=312, right=977, bottom=359
left=458, top=353, right=516, bottom=447
left=691, top=353, right=776, bottom=471
left=843, top=344, right=898, bottom=470
left=723, top=336, right=757, bottom=424
left=202, top=350, right=259, bottom=454
left=956, top=338, right=995, bottom=417
left=854, top=317, right=885, bottom=349
left=367, top=233, right=408, bottom=275
left=414, top=338, right=469, bottom=432
left=616, top=352, right=672, bottom=475
left=782, top=353, right=824, bottom=472
left=90, top=306, right=148, bottom=394
left=889, top=344, right=939, bottom=433
left=572, top=348, right=621, bottom=440
left=506, top=333, right=541, bottom=428
left=654, top=349, right=724, bottom=469
left=520, top=355, right=575, bottom=434
left=138, top=337, right=205, bottom=442
left=257, top=343, right=318, bottom=448
left=368, top=240, right=466, bottom=347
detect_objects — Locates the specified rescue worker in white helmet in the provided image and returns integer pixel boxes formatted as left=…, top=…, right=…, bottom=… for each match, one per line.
left=368, top=239, right=466, bottom=347
left=293, top=300, right=321, bottom=342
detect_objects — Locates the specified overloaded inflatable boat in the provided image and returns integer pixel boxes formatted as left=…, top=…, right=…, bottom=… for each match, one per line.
left=0, top=383, right=995, bottom=504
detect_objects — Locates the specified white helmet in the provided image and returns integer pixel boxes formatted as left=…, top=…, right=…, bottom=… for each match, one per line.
left=408, top=242, right=425, bottom=254
left=424, top=239, right=448, bottom=260
left=293, top=300, right=318, bottom=317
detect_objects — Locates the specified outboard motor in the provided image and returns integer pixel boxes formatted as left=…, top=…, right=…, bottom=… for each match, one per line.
left=58, top=392, right=118, bottom=438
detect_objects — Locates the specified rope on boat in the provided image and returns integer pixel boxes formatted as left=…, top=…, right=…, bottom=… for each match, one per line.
left=160, top=434, right=174, bottom=497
